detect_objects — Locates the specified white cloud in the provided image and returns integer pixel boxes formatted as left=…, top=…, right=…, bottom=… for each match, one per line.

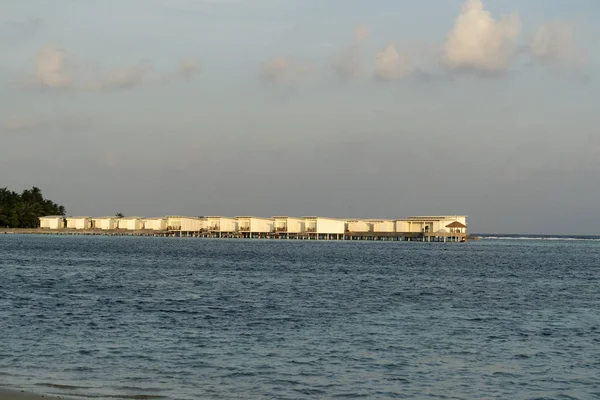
left=354, top=23, right=369, bottom=43
left=83, top=64, right=149, bottom=91
left=529, top=22, right=587, bottom=74
left=156, top=59, right=202, bottom=85
left=178, top=59, right=201, bottom=79
left=34, top=44, right=70, bottom=88
left=444, top=0, right=520, bottom=74
left=374, top=44, right=412, bottom=81
left=261, top=57, right=291, bottom=82
left=332, top=24, right=369, bottom=80
left=260, top=57, right=309, bottom=85
left=24, top=45, right=200, bottom=91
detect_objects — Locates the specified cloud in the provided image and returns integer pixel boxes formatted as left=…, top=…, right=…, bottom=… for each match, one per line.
left=412, top=68, right=453, bottom=83
left=83, top=63, right=150, bottom=91
left=158, top=59, right=201, bottom=84
left=332, top=24, right=369, bottom=80
left=529, top=22, right=587, bottom=74
left=354, top=23, right=369, bottom=43
left=34, top=44, right=70, bottom=88
left=374, top=44, right=412, bottom=81
left=444, top=0, right=520, bottom=74
left=178, top=59, right=201, bottom=79
left=23, top=45, right=199, bottom=91
left=261, top=57, right=291, bottom=83
left=260, top=57, right=309, bottom=85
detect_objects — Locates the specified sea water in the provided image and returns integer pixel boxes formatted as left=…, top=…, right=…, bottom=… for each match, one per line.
left=1, top=235, right=599, bottom=399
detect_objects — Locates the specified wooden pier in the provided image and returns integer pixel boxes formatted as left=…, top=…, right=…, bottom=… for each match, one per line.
left=1, top=228, right=467, bottom=242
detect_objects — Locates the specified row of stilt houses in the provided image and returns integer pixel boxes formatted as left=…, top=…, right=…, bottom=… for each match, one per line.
left=39, top=215, right=468, bottom=242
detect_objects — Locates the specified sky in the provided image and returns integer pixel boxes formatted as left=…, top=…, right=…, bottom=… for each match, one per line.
left=1, top=0, right=599, bottom=235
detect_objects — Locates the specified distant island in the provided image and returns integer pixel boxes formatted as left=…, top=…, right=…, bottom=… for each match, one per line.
left=0, top=187, right=65, bottom=228
left=0, top=187, right=469, bottom=243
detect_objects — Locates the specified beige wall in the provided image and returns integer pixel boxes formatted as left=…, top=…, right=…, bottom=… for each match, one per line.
left=372, top=220, right=394, bottom=232
left=167, top=217, right=182, bottom=230
left=66, top=218, right=91, bottom=229
left=144, top=219, right=167, bottom=231
left=207, top=217, right=237, bottom=232
left=118, top=219, right=143, bottom=230
left=40, top=218, right=64, bottom=229
left=93, top=218, right=117, bottom=230
left=396, top=220, right=425, bottom=233
left=347, top=220, right=372, bottom=232
left=305, top=219, right=317, bottom=232
left=181, top=218, right=205, bottom=231
left=249, top=218, right=273, bottom=233
left=316, top=218, right=345, bottom=234
left=274, top=217, right=304, bottom=233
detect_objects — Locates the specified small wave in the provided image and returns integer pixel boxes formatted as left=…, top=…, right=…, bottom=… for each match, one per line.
left=63, top=366, right=95, bottom=372
left=36, top=383, right=90, bottom=390
left=61, top=394, right=168, bottom=399
left=270, top=379, right=302, bottom=386
left=478, top=236, right=600, bottom=241
left=491, top=371, right=520, bottom=378
left=218, top=371, right=257, bottom=378
left=116, top=386, right=169, bottom=392
left=293, top=388, right=327, bottom=395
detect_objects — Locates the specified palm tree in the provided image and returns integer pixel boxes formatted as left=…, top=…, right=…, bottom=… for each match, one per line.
left=0, top=187, right=65, bottom=228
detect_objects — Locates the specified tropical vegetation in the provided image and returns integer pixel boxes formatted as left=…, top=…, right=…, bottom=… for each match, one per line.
left=0, top=187, right=66, bottom=228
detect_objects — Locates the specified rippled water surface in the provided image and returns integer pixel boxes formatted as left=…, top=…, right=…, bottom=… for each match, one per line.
left=1, top=235, right=599, bottom=399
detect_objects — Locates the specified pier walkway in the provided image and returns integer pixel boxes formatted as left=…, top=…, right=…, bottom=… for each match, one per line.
left=1, top=229, right=467, bottom=242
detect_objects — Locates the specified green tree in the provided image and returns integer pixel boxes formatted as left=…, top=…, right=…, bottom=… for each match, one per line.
left=0, top=187, right=66, bottom=228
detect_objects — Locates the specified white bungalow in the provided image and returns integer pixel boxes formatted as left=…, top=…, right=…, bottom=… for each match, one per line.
left=39, top=216, right=65, bottom=229
left=303, top=216, right=345, bottom=237
left=273, top=217, right=305, bottom=234
left=66, top=217, right=92, bottom=230
left=165, top=216, right=206, bottom=231
left=118, top=217, right=144, bottom=230
left=236, top=217, right=274, bottom=234
left=166, top=216, right=182, bottom=230
left=181, top=217, right=206, bottom=232
left=92, top=217, right=118, bottom=230
left=206, top=216, right=237, bottom=232
left=143, top=217, right=167, bottom=231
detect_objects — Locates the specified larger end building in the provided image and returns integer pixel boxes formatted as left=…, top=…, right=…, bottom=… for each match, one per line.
left=396, top=216, right=467, bottom=234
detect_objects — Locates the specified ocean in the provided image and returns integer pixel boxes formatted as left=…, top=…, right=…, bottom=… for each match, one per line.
left=1, top=235, right=599, bottom=399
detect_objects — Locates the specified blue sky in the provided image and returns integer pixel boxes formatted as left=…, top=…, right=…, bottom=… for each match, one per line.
left=1, top=0, right=599, bottom=234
